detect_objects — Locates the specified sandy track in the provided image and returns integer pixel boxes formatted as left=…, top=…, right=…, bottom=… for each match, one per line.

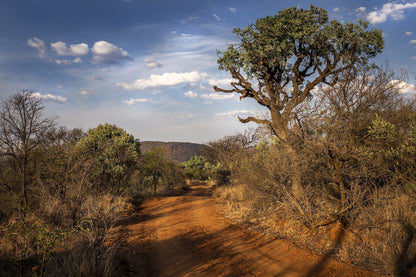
left=113, top=184, right=380, bottom=276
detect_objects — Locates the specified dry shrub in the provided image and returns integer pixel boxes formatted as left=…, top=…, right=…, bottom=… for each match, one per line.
left=50, top=236, right=121, bottom=277
left=213, top=130, right=416, bottom=276
left=0, top=192, right=129, bottom=276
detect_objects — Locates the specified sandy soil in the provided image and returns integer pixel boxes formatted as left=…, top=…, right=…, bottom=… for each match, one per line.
left=112, top=183, right=381, bottom=276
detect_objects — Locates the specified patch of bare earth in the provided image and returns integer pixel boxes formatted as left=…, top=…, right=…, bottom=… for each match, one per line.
left=111, top=183, right=381, bottom=276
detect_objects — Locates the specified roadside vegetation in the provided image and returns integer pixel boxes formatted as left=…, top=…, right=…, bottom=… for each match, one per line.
left=0, top=91, right=186, bottom=276
left=210, top=5, right=416, bottom=277
left=1, top=5, right=415, bottom=277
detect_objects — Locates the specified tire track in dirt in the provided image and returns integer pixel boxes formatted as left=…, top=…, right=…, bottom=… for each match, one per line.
left=113, top=183, right=381, bottom=276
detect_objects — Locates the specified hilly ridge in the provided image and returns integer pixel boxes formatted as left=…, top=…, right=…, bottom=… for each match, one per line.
left=140, top=141, right=209, bottom=163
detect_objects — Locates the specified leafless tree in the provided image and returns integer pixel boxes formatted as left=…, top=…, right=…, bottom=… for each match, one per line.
left=0, top=90, right=55, bottom=208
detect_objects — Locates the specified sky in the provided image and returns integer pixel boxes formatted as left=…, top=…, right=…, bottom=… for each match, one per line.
left=0, top=0, right=416, bottom=143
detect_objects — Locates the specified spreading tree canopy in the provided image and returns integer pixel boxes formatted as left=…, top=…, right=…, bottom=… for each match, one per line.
left=76, top=123, right=140, bottom=193
left=215, top=6, right=384, bottom=145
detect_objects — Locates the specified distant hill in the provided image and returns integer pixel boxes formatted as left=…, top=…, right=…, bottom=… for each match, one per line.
left=139, top=141, right=209, bottom=163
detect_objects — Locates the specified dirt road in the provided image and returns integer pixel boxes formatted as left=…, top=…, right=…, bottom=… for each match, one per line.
left=114, top=183, right=380, bottom=276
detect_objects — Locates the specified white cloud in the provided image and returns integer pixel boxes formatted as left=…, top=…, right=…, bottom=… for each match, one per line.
left=367, top=2, right=416, bottom=24
left=391, top=80, right=416, bottom=94
left=73, top=57, right=82, bottom=63
left=215, top=110, right=255, bottom=119
left=117, top=71, right=205, bottom=91
left=410, top=40, right=416, bottom=44
left=56, top=85, right=62, bottom=89
left=32, top=92, right=67, bottom=103
left=184, top=90, right=198, bottom=98
left=27, top=37, right=47, bottom=58
left=159, top=112, right=195, bottom=119
left=204, top=101, right=213, bottom=105
left=144, top=57, right=162, bottom=68
left=213, top=14, right=221, bottom=21
left=333, top=7, right=340, bottom=12
left=200, top=92, right=235, bottom=100
left=78, top=90, right=93, bottom=97
left=55, top=59, right=71, bottom=65
left=229, top=7, right=236, bottom=12
left=412, top=56, right=416, bottom=60
left=356, top=7, right=366, bottom=13
left=207, top=78, right=235, bottom=87
left=406, top=31, right=413, bottom=35
left=122, top=98, right=149, bottom=105
left=51, top=41, right=89, bottom=56
left=91, top=41, right=131, bottom=64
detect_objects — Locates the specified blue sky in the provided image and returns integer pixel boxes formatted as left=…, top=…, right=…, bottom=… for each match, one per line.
left=0, top=0, right=416, bottom=143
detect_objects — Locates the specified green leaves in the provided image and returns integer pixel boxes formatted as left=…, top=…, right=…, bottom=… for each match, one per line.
left=76, top=123, right=140, bottom=193
left=217, top=6, right=384, bottom=78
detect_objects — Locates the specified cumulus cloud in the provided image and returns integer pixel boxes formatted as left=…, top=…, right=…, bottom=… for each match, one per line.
left=159, top=112, right=195, bottom=119
left=213, top=14, right=221, bottom=21
left=367, top=2, right=416, bottom=24
left=27, top=37, right=47, bottom=58
left=32, top=92, right=67, bottom=103
left=207, top=78, right=235, bottom=87
left=117, top=71, right=205, bottom=91
left=410, top=39, right=416, bottom=44
left=229, top=7, right=236, bottom=12
left=200, top=92, right=235, bottom=100
left=215, top=110, right=255, bottom=119
left=356, top=7, right=366, bottom=13
left=391, top=80, right=416, bottom=94
left=51, top=41, right=89, bottom=56
left=406, top=31, right=413, bottom=35
left=184, top=91, right=198, bottom=98
left=144, top=57, right=162, bottom=68
left=333, top=7, right=340, bottom=12
left=122, top=98, right=149, bottom=105
left=91, top=41, right=131, bottom=64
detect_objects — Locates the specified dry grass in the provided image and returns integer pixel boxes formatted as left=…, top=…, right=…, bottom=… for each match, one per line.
left=215, top=182, right=416, bottom=276
left=0, top=192, right=129, bottom=276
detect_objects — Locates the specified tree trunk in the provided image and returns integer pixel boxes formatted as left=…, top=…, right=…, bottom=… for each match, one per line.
left=334, top=160, right=346, bottom=207
left=153, top=175, right=157, bottom=194
left=274, top=122, right=305, bottom=199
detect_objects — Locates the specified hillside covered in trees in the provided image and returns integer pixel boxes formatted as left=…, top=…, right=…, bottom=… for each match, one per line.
left=140, top=141, right=208, bottom=162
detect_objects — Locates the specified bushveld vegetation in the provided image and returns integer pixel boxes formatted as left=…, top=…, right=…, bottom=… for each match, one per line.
left=0, top=91, right=186, bottom=276
left=1, top=5, right=415, bottom=277
left=211, top=5, right=416, bottom=277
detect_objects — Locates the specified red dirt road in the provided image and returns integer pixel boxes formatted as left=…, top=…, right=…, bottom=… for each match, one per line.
left=114, top=184, right=380, bottom=276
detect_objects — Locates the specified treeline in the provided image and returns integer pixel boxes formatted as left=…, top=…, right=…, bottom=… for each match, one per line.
left=0, top=91, right=198, bottom=276
left=208, top=65, right=416, bottom=276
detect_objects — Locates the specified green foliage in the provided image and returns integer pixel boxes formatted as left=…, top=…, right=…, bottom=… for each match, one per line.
left=218, top=6, right=383, bottom=79
left=140, top=147, right=179, bottom=193
left=6, top=216, right=69, bottom=276
left=76, top=123, right=140, bottom=193
left=368, top=115, right=397, bottom=142
left=181, top=156, right=229, bottom=184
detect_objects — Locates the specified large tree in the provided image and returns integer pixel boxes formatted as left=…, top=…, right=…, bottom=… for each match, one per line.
left=214, top=6, right=384, bottom=196
left=76, top=123, right=140, bottom=193
left=215, top=6, right=384, bottom=147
